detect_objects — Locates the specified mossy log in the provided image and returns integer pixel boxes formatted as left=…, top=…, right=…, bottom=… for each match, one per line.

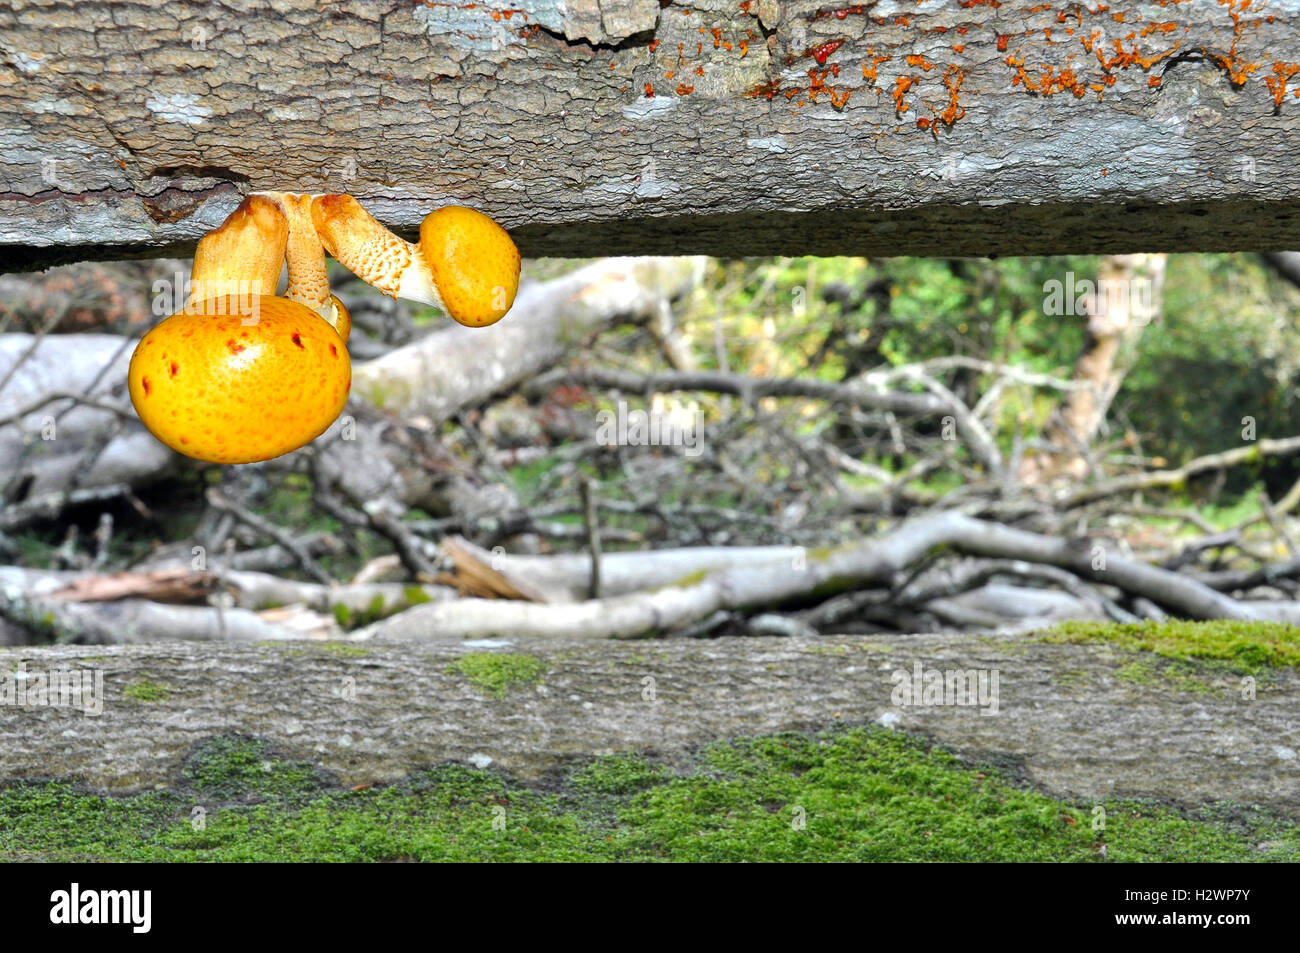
left=0, top=632, right=1295, bottom=813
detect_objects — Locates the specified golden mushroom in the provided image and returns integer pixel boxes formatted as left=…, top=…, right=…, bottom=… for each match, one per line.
left=310, top=195, right=521, bottom=328
left=128, top=297, right=350, bottom=465
left=130, top=190, right=518, bottom=465
left=131, top=197, right=351, bottom=465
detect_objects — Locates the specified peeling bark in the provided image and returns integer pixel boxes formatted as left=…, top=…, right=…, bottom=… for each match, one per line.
left=3, top=0, right=1299, bottom=267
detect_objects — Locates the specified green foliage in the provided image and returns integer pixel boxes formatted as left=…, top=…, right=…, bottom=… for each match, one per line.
left=1, top=727, right=1295, bottom=862
left=1120, top=255, right=1300, bottom=484
left=671, top=252, right=1300, bottom=503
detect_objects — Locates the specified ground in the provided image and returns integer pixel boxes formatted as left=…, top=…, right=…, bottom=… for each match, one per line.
left=1, top=727, right=1296, bottom=862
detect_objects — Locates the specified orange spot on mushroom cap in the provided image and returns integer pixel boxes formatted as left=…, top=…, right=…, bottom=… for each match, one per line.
left=418, top=206, right=521, bottom=328
left=128, top=295, right=350, bottom=465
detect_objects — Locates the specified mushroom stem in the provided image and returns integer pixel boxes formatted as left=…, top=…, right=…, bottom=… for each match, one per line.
left=309, top=194, right=445, bottom=309
left=194, top=191, right=516, bottom=334
left=188, top=195, right=287, bottom=308
left=254, top=191, right=351, bottom=339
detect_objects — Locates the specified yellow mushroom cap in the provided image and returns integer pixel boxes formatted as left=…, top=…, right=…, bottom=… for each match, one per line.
left=418, top=206, right=520, bottom=328
left=128, top=295, right=350, bottom=465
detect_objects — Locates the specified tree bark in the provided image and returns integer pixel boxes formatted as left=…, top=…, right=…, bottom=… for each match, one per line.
left=3, top=0, right=1299, bottom=267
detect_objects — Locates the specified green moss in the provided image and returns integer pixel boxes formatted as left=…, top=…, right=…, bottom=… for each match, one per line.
left=1, top=725, right=1296, bottom=862
left=182, top=737, right=323, bottom=802
left=1115, top=659, right=1219, bottom=695
left=333, top=593, right=420, bottom=631
left=271, top=641, right=371, bottom=659
left=448, top=653, right=546, bottom=699
left=1041, top=620, right=1300, bottom=673
left=311, top=642, right=371, bottom=658
left=123, top=680, right=171, bottom=702
left=667, top=569, right=709, bottom=588
left=403, top=586, right=434, bottom=606
left=572, top=755, right=672, bottom=796
left=1050, top=668, right=1091, bottom=689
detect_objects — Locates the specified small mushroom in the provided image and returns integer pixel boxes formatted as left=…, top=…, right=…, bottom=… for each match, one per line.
left=310, top=195, right=521, bottom=328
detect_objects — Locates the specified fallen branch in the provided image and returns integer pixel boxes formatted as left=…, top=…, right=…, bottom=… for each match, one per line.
left=1061, top=437, right=1300, bottom=507
left=563, top=366, right=951, bottom=417
left=205, top=489, right=334, bottom=586
left=48, top=568, right=216, bottom=604
left=367, top=512, right=1269, bottom=642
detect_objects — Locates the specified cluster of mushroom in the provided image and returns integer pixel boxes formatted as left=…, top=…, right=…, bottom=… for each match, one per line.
left=128, top=193, right=521, bottom=464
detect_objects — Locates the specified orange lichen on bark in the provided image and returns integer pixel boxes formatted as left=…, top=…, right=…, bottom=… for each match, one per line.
left=1265, top=61, right=1299, bottom=107
left=892, top=75, right=916, bottom=114
left=937, top=65, right=967, bottom=125
left=1210, top=0, right=1263, bottom=86
left=861, top=51, right=892, bottom=85
left=1095, top=37, right=1178, bottom=71
left=727, top=0, right=1288, bottom=124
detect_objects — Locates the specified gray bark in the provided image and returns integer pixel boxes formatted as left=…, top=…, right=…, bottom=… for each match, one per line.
left=0, top=634, right=1294, bottom=813
left=3, top=0, right=1299, bottom=268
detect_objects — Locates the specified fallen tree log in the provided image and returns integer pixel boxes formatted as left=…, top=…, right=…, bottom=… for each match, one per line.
left=5, top=1, right=1300, bottom=266
left=0, top=564, right=458, bottom=645
left=450, top=535, right=805, bottom=603
left=0, top=634, right=1294, bottom=813
left=367, top=512, right=1277, bottom=641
